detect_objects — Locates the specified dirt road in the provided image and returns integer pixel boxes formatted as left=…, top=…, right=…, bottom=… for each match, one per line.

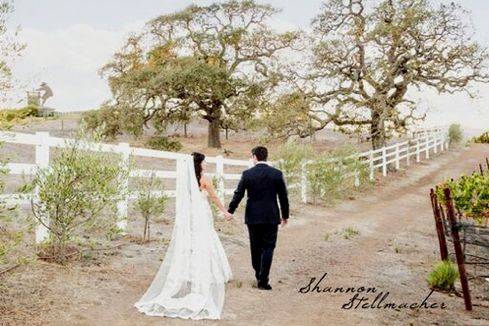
left=2, top=145, right=488, bottom=326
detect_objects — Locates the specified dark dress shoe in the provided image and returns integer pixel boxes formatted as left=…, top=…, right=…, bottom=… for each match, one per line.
left=257, top=282, right=272, bottom=290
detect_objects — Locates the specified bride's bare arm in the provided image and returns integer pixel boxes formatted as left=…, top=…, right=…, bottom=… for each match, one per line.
left=201, top=177, right=227, bottom=214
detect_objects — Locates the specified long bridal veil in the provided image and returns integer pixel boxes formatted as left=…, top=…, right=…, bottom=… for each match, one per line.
left=134, top=155, right=232, bottom=320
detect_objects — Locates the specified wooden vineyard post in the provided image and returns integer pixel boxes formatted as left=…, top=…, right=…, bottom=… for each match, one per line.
left=429, top=189, right=448, bottom=261
left=443, top=187, right=472, bottom=311
left=479, top=163, right=484, bottom=175
left=486, top=157, right=489, bottom=170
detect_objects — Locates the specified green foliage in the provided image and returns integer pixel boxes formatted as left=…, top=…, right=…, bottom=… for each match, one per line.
left=436, top=173, right=489, bottom=225
left=0, top=1, right=26, bottom=103
left=472, top=131, right=489, bottom=144
left=134, top=175, right=168, bottom=242
left=0, top=141, right=25, bottom=267
left=25, top=130, right=129, bottom=264
left=306, top=145, right=370, bottom=205
left=342, top=226, right=359, bottom=240
left=146, top=135, right=182, bottom=152
left=0, top=105, right=39, bottom=128
left=80, top=105, right=125, bottom=140
left=448, top=123, right=463, bottom=145
left=427, top=261, right=459, bottom=291
left=101, top=1, right=299, bottom=148
left=259, top=91, right=314, bottom=139
left=273, top=140, right=314, bottom=196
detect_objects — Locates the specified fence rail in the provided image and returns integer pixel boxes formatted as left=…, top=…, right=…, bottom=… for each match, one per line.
left=0, top=129, right=448, bottom=242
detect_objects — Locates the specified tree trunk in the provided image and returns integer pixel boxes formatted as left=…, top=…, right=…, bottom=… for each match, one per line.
left=183, top=122, right=188, bottom=137
left=370, top=110, right=386, bottom=150
left=208, top=119, right=222, bottom=148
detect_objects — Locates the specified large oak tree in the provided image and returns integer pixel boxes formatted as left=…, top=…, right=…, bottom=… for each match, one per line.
left=101, top=1, right=298, bottom=148
left=282, top=0, right=488, bottom=149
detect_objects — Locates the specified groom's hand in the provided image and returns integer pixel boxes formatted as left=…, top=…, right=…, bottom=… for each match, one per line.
left=280, top=218, right=288, bottom=227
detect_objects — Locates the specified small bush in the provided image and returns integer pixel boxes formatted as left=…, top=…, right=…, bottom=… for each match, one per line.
left=436, top=174, right=489, bottom=225
left=134, top=175, right=168, bottom=243
left=472, top=131, right=489, bottom=144
left=448, top=124, right=463, bottom=145
left=24, top=130, right=129, bottom=264
left=146, top=135, right=182, bottom=152
left=307, top=145, right=370, bottom=205
left=427, top=260, right=459, bottom=291
left=0, top=105, right=39, bottom=128
left=0, top=142, right=26, bottom=267
left=80, top=106, right=123, bottom=140
left=273, top=141, right=314, bottom=197
left=342, top=226, right=359, bottom=239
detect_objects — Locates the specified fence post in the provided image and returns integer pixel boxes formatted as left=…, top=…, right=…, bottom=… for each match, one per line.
left=426, top=136, right=430, bottom=159
left=369, top=151, right=374, bottom=181
left=395, top=143, right=400, bottom=170
left=434, top=135, right=438, bottom=154
left=35, top=132, right=50, bottom=243
left=215, top=155, right=225, bottom=202
left=382, top=147, right=387, bottom=177
left=406, top=143, right=410, bottom=166
left=354, top=170, right=360, bottom=188
left=301, top=161, right=307, bottom=203
left=416, top=140, right=420, bottom=163
left=116, top=142, right=130, bottom=231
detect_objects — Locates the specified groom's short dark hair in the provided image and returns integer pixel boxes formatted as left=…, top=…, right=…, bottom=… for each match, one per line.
left=252, top=146, right=268, bottom=161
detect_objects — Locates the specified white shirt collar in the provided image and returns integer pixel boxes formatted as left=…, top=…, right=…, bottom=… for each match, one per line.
left=255, top=161, right=269, bottom=166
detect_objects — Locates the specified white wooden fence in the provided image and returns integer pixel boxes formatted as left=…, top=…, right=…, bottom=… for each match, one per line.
left=0, top=129, right=448, bottom=243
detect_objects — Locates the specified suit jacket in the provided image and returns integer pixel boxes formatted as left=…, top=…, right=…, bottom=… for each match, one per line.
left=228, top=162, right=289, bottom=224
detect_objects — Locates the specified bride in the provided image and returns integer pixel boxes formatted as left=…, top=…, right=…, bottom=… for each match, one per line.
left=134, top=152, right=233, bottom=320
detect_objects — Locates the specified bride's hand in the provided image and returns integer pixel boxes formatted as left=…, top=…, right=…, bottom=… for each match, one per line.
left=223, top=211, right=233, bottom=221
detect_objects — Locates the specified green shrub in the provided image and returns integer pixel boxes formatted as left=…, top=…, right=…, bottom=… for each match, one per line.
left=134, top=175, right=168, bottom=243
left=448, top=123, right=463, bottom=145
left=306, top=145, right=370, bottom=205
left=272, top=141, right=314, bottom=196
left=342, top=226, right=360, bottom=239
left=0, top=142, right=24, bottom=267
left=436, top=173, right=489, bottom=225
left=0, top=105, right=39, bottom=128
left=472, top=131, right=489, bottom=144
left=146, top=135, right=182, bottom=152
left=427, top=261, right=459, bottom=291
left=24, top=130, right=129, bottom=264
left=80, top=106, right=123, bottom=140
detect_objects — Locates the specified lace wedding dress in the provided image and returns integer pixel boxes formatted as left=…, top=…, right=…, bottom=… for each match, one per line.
left=134, top=156, right=232, bottom=320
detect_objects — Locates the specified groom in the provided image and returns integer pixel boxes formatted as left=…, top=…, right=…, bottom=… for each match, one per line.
left=228, top=146, right=289, bottom=290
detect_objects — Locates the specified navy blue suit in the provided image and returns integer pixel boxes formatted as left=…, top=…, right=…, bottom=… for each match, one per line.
left=228, top=162, right=289, bottom=285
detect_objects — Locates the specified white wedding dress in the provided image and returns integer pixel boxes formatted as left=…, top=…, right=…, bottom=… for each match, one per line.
left=134, top=156, right=232, bottom=320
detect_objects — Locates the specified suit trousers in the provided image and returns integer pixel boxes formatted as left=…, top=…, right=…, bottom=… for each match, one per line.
left=246, top=223, right=278, bottom=284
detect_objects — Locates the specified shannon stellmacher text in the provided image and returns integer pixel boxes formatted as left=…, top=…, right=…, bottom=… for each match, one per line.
left=299, top=273, right=447, bottom=310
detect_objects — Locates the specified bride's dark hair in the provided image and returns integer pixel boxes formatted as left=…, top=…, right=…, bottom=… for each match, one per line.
left=191, top=152, right=205, bottom=188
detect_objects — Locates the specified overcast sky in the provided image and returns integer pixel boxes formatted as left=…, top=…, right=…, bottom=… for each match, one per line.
left=6, top=0, right=489, bottom=132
